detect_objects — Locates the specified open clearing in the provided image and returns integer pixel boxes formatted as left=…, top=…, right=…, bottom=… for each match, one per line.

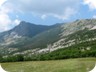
left=1, top=58, right=96, bottom=72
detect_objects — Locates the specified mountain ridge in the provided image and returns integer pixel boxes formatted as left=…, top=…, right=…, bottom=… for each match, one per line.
left=0, top=19, right=96, bottom=56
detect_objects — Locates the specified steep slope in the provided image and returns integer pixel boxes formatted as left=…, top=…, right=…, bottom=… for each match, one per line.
left=0, top=21, right=58, bottom=46
left=0, top=21, right=54, bottom=40
left=0, top=21, right=62, bottom=55
left=10, top=21, right=55, bottom=37
left=61, top=19, right=96, bottom=36
left=8, top=24, right=62, bottom=51
left=51, top=19, right=96, bottom=49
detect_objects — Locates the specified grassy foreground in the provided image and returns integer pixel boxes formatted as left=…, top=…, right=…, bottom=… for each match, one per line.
left=1, top=58, right=96, bottom=72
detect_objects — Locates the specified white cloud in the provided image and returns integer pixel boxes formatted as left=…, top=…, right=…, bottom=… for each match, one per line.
left=0, top=0, right=6, bottom=7
left=0, top=13, right=11, bottom=31
left=41, top=15, right=47, bottom=20
left=0, top=0, right=21, bottom=32
left=83, top=0, right=96, bottom=10
left=4, top=0, right=80, bottom=20
left=13, top=19, right=20, bottom=25
left=0, top=0, right=81, bottom=32
left=93, top=15, right=96, bottom=19
left=0, top=1, right=20, bottom=32
left=53, top=7, right=76, bottom=20
left=0, top=0, right=12, bottom=32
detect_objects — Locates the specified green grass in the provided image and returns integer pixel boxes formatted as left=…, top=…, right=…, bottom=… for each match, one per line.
left=1, top=58, right=96, bottom=72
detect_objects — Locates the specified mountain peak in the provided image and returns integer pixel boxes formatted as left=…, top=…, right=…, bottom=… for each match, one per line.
left=20, top=21, right=26, bottom=24
left=8, top=21, right=57, bottom=37
left=19, top=21, right=32, bottom=27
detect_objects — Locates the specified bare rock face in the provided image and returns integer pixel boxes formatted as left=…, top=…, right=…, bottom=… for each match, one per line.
left=61, top=19, right=96, bottom=36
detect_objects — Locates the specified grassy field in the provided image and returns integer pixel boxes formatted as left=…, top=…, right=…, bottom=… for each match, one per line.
left=1, top=58, right=96, bottom=72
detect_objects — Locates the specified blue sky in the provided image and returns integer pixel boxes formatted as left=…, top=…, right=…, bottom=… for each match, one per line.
left=0, top=0, right=96, bottom=32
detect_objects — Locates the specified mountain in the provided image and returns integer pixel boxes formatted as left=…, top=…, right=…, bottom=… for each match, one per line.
left=0, top=21, right=55, bottom=40
left=10, top=21, right=56, bottom=37
left=24, top=19, right=96, bottom=50
left=5, top=22, right=63, bottom=52
left=0, top=21, right=59, bottom=45
left=0, top=19, right=96, bottom=56
left=0, top=21, right=62, bottom=55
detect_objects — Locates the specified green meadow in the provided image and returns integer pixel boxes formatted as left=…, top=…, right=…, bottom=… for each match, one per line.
left=1, top=58, right=96, bottom=72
